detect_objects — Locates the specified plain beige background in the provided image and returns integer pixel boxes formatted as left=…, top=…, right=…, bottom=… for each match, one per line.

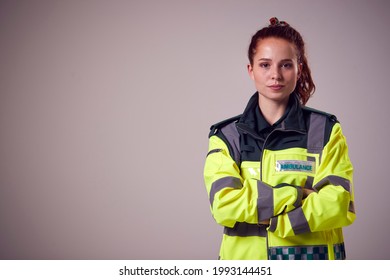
left=0, top=0, right=389, bottom=259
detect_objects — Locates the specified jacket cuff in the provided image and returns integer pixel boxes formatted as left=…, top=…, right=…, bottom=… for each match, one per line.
left=268, top=216, right=278, bottom=232
left=257, top=181, right=303, bottom=222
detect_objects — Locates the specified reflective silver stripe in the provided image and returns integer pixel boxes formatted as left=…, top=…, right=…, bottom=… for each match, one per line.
left=307, top=155, right=316, bottom=162
left=288, top=207, right=311, bottom=234
left=305, top=113, right=326, bottom=190
left=313, top=175, right=351, bottom=193
left=220, top=122, right=240, bottom=166
left=209, top=176, right=242, bottom=207
left=304, top=176, right=314, bottom=190
left=307, top=113, right=327, bottom=158
left=206, top=148, right=222, bottom=157
left=224, top=222, right=267, bottom=237
left=257, top=181, right=274, bottom=221
left=294, top=187, right=303, bottom=208
left=305, top=156, right=315, bottom=189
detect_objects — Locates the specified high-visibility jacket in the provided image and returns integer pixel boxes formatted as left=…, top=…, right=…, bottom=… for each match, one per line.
left=204, top=92, right=356, bottom=260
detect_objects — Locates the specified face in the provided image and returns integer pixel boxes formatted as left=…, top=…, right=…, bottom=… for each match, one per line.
left=248, top=37, right=302, bottom=105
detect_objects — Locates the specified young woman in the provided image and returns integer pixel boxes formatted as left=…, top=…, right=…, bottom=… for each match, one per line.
left=204, top=17, right=355, bottom=260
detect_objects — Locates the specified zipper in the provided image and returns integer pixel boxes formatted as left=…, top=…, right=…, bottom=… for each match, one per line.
left=237, top=123, right=305, bottom=259
left=266, top=228, right=271, bottom=260
left=260, top=127, right=305, bottom=180
left=262, top=127, right=306, bottom=259
left=237, top=123, right=306, bottom=181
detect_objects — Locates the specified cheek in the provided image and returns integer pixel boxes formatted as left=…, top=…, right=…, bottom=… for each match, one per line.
left=254, top=71, right=266, bottom=83
left=286, top=71, right=299, bottom=82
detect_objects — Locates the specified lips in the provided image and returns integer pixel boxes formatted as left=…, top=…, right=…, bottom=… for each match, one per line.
left=268, top=84, right=284, bottom=90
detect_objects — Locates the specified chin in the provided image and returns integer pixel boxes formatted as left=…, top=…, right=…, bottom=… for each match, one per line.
left=259, top=92, right=291, bottom=102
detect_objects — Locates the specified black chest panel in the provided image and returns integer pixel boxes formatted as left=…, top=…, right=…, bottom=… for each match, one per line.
left=238, top=128, right=308, bottom=162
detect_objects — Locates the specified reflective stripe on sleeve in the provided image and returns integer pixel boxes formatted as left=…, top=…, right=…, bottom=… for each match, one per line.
left=288, top=207, right=311, bottom=235
left=257, top=181, right=274, bottom=221
left=313, top=175, right=351, bottom=193
left=209, top=176, right=242, bottom=207
left=206, top=148, right=222, bottom=157
left=294, top=187, right=303, bottom=208
left=304, top=176, right=314, bottom=189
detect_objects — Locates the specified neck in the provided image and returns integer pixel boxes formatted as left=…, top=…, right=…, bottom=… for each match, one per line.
left=258, top=95, right=289, bottom=125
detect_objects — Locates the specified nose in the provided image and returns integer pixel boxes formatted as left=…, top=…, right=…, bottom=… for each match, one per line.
left=271, top=67, right=282, bottom=81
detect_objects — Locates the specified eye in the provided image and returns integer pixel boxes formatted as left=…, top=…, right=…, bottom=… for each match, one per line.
left=281, top=62, right=293, bottom=69
left=259, top=63, right=270, bottom=68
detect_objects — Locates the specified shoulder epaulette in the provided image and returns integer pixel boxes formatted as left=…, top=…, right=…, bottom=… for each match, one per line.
left=302, top=106, right=338, bottom=122
left=208, top=114, right=242, bottom=138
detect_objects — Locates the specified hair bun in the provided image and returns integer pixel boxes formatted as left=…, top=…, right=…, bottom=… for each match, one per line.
left=269, top=17, right=289, bottom=27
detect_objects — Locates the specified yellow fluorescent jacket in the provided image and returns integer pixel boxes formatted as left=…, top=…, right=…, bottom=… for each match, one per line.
left=204, top=93, right=356, bottom=260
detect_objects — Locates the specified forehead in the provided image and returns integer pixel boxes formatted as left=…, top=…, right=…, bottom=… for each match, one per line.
left=254, top=37, right=298, bottom=59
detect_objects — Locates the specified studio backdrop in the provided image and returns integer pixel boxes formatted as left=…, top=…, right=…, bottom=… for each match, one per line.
left=0, top=0, right=389, bottom=260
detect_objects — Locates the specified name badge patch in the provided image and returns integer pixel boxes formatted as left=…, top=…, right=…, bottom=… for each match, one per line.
left=276, top=160, right=315, bottom=173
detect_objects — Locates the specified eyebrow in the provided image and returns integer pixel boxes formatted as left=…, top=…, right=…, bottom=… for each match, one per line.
left=257, top=58, right=294, bottom=62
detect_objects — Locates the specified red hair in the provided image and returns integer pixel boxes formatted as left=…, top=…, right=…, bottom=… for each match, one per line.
left=248, top=19, right=315, bottom=105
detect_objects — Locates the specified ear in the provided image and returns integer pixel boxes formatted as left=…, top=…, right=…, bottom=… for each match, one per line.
left=247, top=64, right=255, bottom=80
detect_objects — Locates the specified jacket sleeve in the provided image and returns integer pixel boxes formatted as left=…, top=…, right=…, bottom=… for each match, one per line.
left=204, top=134, right=302, bottom=228
left=269, top=123, right=356, bottom=237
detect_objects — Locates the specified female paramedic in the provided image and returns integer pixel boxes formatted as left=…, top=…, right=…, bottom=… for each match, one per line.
left=203, top=17, right=355, bottom=260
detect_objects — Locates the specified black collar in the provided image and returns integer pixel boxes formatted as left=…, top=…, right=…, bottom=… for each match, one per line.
left=238, top=92, right=307, bottom=134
